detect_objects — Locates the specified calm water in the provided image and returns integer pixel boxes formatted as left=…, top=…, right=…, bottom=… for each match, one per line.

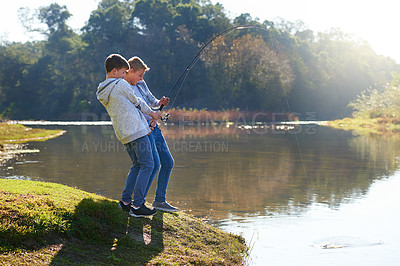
left=2, top=123, right=400, bottom=265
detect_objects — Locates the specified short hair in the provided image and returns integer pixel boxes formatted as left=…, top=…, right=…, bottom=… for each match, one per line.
left=127, top=56, right=150, bottom=72
left=105, top=54, right=129, bottom=73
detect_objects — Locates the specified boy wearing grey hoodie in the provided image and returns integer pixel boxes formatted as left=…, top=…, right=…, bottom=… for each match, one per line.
left=96, top=54, right=161, bottom=217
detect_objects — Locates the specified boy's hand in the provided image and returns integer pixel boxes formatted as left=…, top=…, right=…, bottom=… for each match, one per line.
left=159, top=96, right=170, bottom=107
left=147, top=119, right=157, bottom=135
left=149, top=120, right=157, bottom=128
left=149, top=111, right=161, bottom=121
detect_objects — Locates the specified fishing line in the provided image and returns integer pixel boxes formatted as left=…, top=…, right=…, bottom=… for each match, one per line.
left=167, top=50, right=203, bottom=110
left=159, top=24, right=310, bottom=187
left=267, top=29, right=310, bottom=188
left=168, top=68, right=191, bottom=109
left=161, top=55, right=199, bottom=121
left=160, top=24, right=258, bottom=121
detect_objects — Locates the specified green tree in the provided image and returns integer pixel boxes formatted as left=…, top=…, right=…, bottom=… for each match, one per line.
left=29, top=3, right=87, bottom=119
left=0, top=42, right=42, bottom=118
left=132, top=0, right=173, bottom=30
left=202, top=34, right=294, bottom=110
left=130, top=0, right=210, bottom=103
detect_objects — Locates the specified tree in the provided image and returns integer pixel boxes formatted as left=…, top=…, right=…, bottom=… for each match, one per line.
left=202, top=34, right=294, bottom=110
left=0, top=42, right=42, bottom=118
left=1, top=1, right=399, bottom=120
left=14, top=3, right=87, bottom=119
left=132, top=0, right=174, bottom=30
left=38, top=3, right=71, bottom=36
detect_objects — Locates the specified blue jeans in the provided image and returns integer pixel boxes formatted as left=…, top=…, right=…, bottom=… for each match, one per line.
left=145, top=125, right=174, bottom=202
left=122, top=135, right=154, bottom=206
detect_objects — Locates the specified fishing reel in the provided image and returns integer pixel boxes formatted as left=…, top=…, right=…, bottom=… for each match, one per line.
left=159, top=103, right=170, bottom=122
left=161, top=113, right=170, bottom=122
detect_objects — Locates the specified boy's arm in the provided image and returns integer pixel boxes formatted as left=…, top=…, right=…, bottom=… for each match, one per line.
left=138, top=81, right=160, bottom=108
left=149, top=111, right=161, bottom=120
left=140, top=80, right=170, bottom=108
left=118, top=80, right=156, bottom=116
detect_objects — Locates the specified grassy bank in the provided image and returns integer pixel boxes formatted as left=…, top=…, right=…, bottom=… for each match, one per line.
left=0, top=123, right=65, bottom=143
left=0, top=179, right=248, bottom=265
left=325, top=117, right=400, bottom=135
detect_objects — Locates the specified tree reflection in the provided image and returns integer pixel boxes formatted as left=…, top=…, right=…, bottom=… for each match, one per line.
left=164, top=126, right=400, bottom=220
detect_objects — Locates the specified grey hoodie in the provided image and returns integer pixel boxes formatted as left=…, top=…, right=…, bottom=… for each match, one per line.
left=97, top=78, right=152, bottom=144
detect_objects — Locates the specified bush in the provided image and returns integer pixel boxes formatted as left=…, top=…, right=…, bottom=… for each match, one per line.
left=349, top=73, right=400, bottom=118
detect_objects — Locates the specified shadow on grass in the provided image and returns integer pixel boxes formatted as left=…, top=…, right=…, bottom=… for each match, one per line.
left=50, top=198, right=165, bottom=265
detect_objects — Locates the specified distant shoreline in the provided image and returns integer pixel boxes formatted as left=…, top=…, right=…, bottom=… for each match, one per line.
left=0, top=122, right=65, bottom=165
left=324, top=117, right=400, bottom=135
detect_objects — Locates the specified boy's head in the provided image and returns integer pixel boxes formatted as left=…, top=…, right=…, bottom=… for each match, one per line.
left=105, top=54, right=130, bottom=78
left=127, top=56, right=150, bottom=72
left=125, top=56, right=150, bottom=85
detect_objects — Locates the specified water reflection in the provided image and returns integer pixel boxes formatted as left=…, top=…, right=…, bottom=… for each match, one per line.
left=164, top=126, right=400, bottom=219
left=1, top=124, right=399, bottom=222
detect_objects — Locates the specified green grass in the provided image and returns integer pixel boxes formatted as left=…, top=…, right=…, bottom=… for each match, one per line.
left=0, top=123, right=64, bottom=143
left=0, top=179, right=248, bottom=265
left=325, top=117, right=400, bottom=135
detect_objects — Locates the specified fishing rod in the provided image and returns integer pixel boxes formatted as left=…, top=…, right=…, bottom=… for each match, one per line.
left=160, top=24, right=260, bottom=122
left=155, top=23, right=310, bottom=192
left=157, top=23, right=310, bottom=187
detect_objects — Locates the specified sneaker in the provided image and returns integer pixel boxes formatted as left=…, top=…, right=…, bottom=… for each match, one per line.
left=152, top=201, right=179, bottom=212
left=118, top=201, right=131, bottom=212
left=129, top=204, right=157, bottom=217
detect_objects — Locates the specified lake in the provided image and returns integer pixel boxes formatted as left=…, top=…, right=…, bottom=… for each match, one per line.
left=2, top=122, right=400, bottom=265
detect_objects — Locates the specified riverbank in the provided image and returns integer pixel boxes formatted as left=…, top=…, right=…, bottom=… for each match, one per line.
left=0, top=122, right=65, bottom=143
left=325, top=117, right=400, bottom=135
left=0, top=122, right=65, bottom=165
left=0, top=179, right=248, bottom=265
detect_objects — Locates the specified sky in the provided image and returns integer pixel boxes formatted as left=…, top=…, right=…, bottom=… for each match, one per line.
left=0, top=0, right=399, bottom=63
